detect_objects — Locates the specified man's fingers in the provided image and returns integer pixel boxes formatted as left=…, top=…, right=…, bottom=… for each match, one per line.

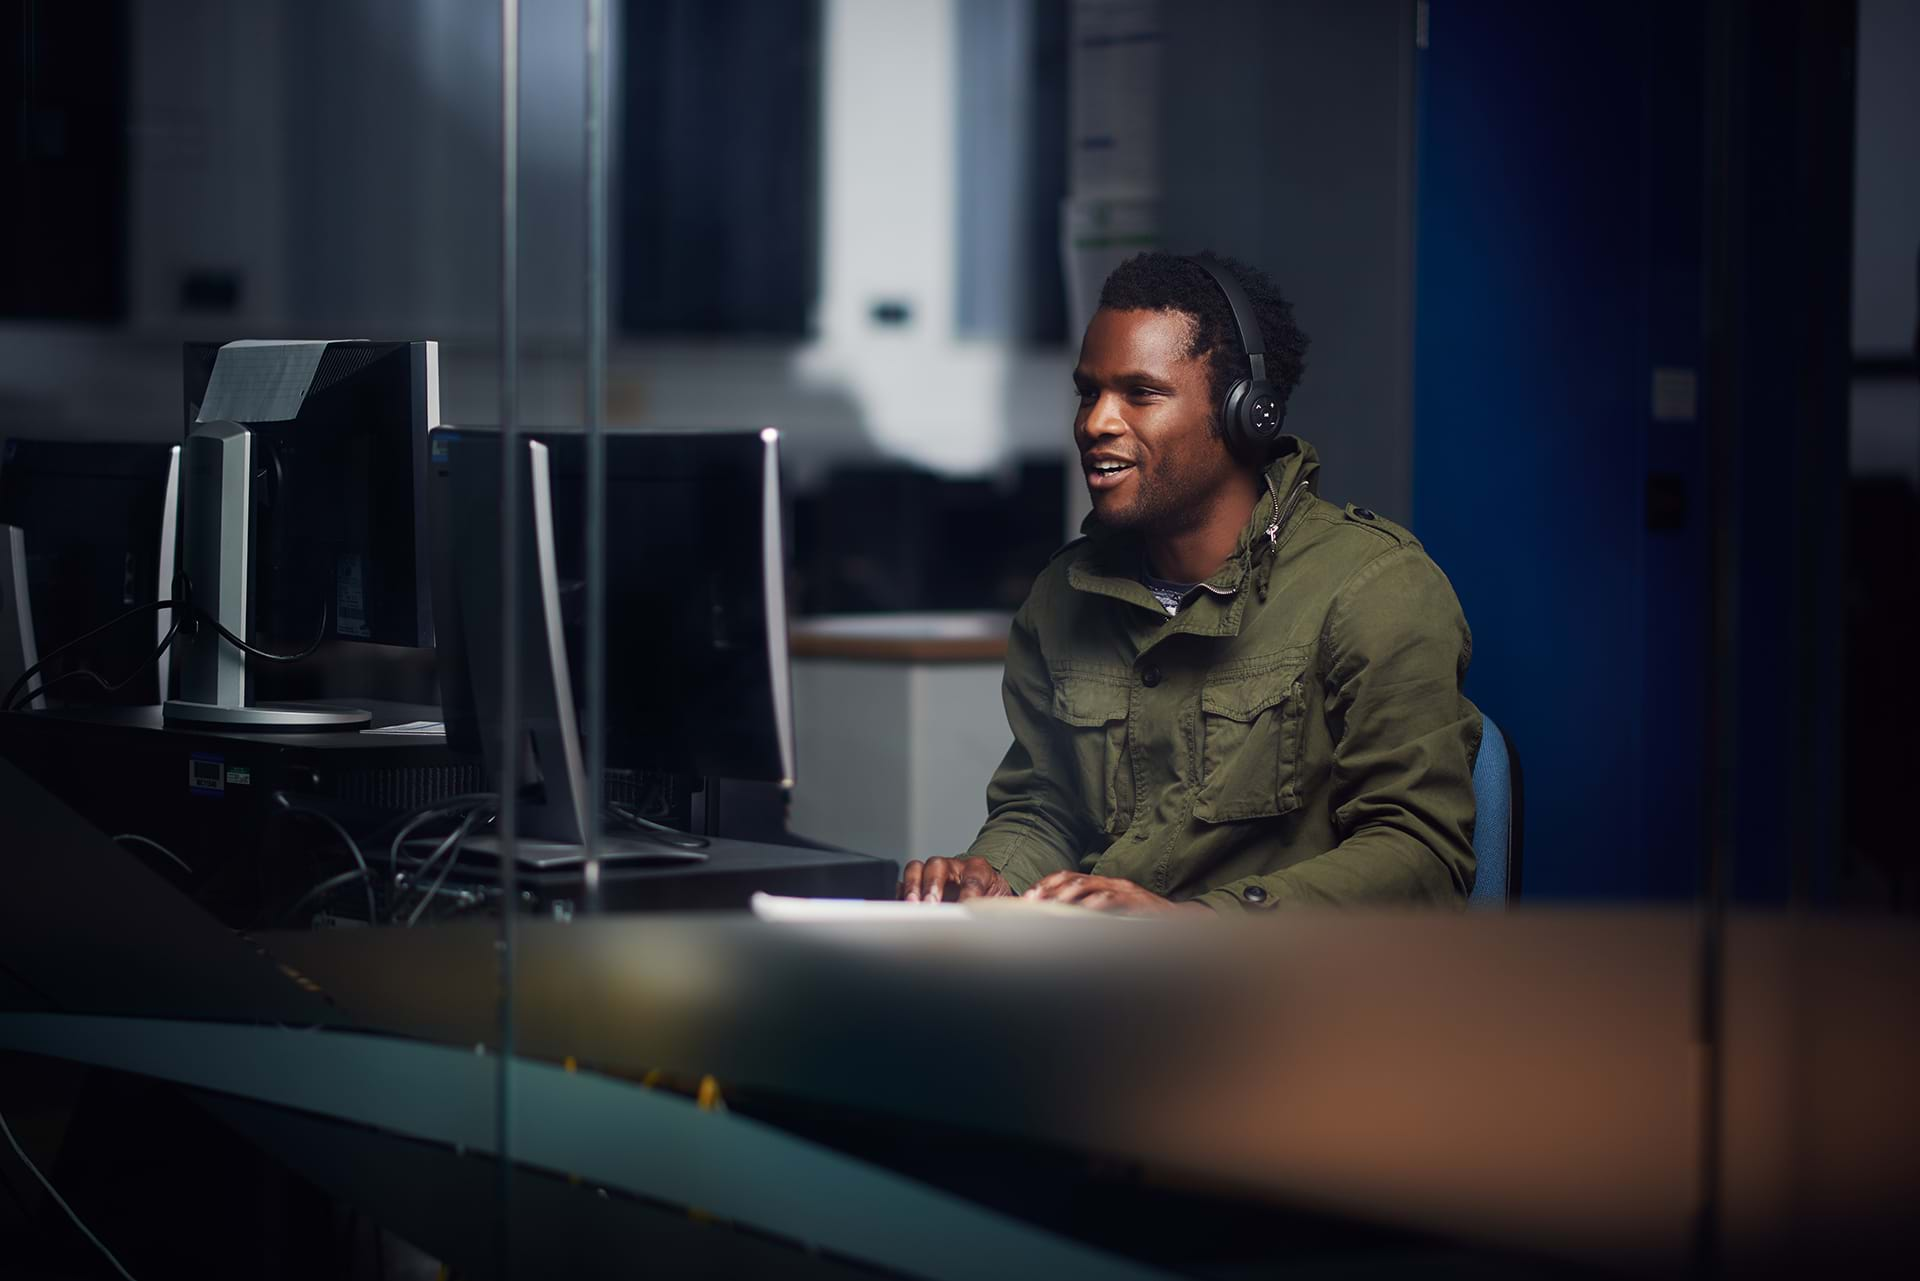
left=1050, top=877, right=1099, bottom=904
left=1032, top=873, right=1096, bottom=902
left=1026, top=871, right=1076, bottom=899
left=1064, top=876, right=1128, bottom=904
left=921, top=857, right=953, bottom=903
left=899, top=860, right=926, bottom=901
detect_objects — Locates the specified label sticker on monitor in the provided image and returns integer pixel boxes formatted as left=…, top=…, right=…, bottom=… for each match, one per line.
left=189, top=753, right=225, bottom=797
left=336, top=554, right=370, bottom=639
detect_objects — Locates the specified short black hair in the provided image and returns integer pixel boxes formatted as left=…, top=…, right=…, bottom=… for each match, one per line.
left=1096, top=251, right=1310, bottom=438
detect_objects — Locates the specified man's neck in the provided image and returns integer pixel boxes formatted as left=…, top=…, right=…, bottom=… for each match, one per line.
left=1142, top=469, right=1262, bottom=583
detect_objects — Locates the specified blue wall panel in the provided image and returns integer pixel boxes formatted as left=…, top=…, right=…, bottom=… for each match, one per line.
left=1411, top=1, right=1708, bottom=900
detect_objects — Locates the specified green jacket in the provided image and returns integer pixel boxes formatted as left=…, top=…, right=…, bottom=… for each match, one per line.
left=966, top=438, right=1480, bottom=912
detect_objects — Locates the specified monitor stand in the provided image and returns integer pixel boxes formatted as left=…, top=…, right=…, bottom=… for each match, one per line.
left=456, top=831, right=706, bottom=871
left=2, top=524, right=44, bottom=711
left=162, top=421, right=368, bottom=731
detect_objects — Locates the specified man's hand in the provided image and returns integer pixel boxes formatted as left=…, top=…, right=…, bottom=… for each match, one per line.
left=1026, top=871, right=1212, bottom=917
left=898, top=856, right=1012, bottom=903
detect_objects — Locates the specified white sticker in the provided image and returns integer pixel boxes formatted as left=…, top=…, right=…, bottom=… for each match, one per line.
left=336, top=554, right=370, bottom=639
left=1652, top=367, right=1698, bottom=423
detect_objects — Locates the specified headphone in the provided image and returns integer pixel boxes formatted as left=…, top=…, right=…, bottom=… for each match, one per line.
left=1191, top=258, right=1287, bottom=462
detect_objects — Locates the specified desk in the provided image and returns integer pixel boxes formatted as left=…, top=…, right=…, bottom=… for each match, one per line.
left=5, top=764, right=1918, bottom=1276
left=0, top=702, right=893, bottom=923
left=788, top=613, right=1012, bottom=860
left=0, top=700, right=478, bottom=925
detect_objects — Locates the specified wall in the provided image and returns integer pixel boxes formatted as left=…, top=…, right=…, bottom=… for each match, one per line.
left=1159, top=0, right=1418, bottom=517
left=1850, top=0, right=1920, bottom=487
left=1411, top=0, right=1710, bottom=900
left=0, top=0, right=1075, bottom=489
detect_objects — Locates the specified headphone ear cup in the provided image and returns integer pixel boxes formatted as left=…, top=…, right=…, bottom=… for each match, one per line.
left=1242, top=378, right=1285, bottom=457
left=1219, top=377, right=1255, bottom=461
left=1221, top=377, right=1285, bottom=463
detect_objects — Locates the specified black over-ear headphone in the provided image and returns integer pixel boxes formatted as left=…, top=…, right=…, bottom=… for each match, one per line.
left=1191, top=258, right=1286, bottom=462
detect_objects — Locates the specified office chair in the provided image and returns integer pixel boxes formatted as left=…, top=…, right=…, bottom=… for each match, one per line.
left=1467, top=713, right=1524, bottom=908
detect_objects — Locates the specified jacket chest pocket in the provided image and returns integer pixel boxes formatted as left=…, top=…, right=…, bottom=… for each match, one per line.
left=1194, top=656, right=1307, bottom=824
left=1049, top=668, right=1134, bottom=836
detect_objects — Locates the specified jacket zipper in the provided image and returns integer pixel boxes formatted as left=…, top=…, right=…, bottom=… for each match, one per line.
left=1267, top=479, right=1310, bottom=549
left=1197, top=478, right=1311, bottom=598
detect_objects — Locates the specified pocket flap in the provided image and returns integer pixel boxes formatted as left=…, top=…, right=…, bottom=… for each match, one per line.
left=1049, top=670, right=1130, bottom=727
left=1200, top=664, right=1303, bottom=722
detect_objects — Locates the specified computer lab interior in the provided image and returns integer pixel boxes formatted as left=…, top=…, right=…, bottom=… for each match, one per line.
left=1, top=2, right=1917, bottom=1278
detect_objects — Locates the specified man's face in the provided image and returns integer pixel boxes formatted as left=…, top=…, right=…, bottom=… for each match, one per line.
left=1073, top=307, right=1238, bottom=536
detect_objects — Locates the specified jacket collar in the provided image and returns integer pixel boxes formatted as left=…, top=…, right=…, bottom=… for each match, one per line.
left=1067, top=436, right=1321, bottom=626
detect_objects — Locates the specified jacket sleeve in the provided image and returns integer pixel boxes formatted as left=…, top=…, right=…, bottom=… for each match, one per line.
left=964, top=591, right=1092, bottom=893
left=1202, top=546, right=1479, bottom=910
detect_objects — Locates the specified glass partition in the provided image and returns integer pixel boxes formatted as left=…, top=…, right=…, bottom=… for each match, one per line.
left=1, top=2, right=1915, bottom=1278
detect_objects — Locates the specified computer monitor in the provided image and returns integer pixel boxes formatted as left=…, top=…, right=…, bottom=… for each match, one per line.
left=0, top=438, right=180, bottom=710
left=428, top=427, right=795, bottom=863
left=167, top=340, right=438, bottom=730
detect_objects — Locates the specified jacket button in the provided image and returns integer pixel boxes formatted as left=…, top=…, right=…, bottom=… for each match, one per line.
left=1141, top=665, right=1161, bottom=687
left=1242, top=884, right=1269, bottom=904
left=1353, top=507, right=1375, bottom=521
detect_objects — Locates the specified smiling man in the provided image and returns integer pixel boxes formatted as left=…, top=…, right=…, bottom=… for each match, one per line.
left=899, top=251, right=1481, bottom=914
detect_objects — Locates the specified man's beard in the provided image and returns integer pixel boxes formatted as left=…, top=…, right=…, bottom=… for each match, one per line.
left=1095, top=451, right=1223, bottom=539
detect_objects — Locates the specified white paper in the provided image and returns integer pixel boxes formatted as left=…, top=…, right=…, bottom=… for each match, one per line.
left=197, top=340, right=339, bottom=424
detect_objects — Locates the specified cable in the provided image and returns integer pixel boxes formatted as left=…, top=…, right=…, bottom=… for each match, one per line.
left=3, top=599, right=178, bottom=713
left=110, top=833, right=193, bottom=877
left=0, top=1106, right=139, bottom=1281
left=200, top=599, right=329, bottom=664
left=278, top=868, right=373, bottom=927
left=273, top=796, right=378, bottom=926
left=387, top=796, right=498, bottom=885
left=5, top=574, right=327, bottom=714
left=607, top=803, right=709, bottom=851
left=401, top=807, right=487, bottom=926
left=9, top=619, right=179, bottom=713
left=404, top=808, right=488, bottom=927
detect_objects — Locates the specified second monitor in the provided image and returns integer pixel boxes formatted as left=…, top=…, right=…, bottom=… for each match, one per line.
left=429, top=427, right=795, bottom=864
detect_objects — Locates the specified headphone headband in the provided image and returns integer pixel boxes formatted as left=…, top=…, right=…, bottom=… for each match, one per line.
left=1191, top=258, right=1268, bottom=384
left=1188, top=256, right=1285, bottom=460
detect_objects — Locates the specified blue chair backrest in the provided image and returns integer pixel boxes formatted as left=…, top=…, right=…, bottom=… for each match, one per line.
left=1468, top=713, right=1519, bottom=908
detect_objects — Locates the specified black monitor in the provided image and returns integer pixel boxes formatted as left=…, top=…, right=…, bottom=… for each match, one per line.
left=428, top=427, right=795, bottom=863
left=0, top=438, right=180, bottom=710
left=167, top=340, right=437, bottom=730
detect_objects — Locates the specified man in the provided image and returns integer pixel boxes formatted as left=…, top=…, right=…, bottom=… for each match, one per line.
left=899, top=251, right=1479, bottom=914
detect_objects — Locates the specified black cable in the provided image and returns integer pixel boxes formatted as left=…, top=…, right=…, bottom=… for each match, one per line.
left=8, top=619, right=180, bottom=714
left=272, top=795, right=379, bottom=926
left=607, top=802, right=709, bottom=851
left=8, top=590, right=326, bottom=713
left=200, top=599, right=329, bottom=664
left=385, top=794, right=501, bottom=883
left=111, top=832, right=193, bottom=877
left=3, top=598, right=178, bottom=712
left=278, top=868, right=373, bottom=928
left=403, top=807, right=489, bottom=927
